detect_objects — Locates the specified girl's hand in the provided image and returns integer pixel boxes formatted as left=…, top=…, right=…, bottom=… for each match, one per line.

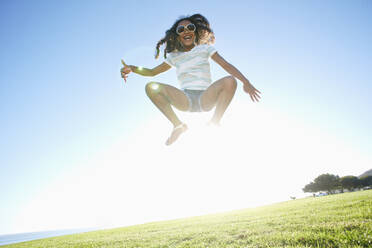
left=120, top=59, right=132, bottom=83
left=243, top=82, right=261, bottom=102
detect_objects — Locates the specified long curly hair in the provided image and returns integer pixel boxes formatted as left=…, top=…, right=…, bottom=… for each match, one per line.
left=155, top=14, right=215, bottom=59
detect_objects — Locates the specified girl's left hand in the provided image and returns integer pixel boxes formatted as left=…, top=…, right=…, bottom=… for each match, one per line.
left=243, top=83, right=261, bottom=102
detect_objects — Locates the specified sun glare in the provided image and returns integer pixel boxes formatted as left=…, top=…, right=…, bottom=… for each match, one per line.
left=15, top=101, right=372, bottom=232
left=150, top=82, right=159, bottom=90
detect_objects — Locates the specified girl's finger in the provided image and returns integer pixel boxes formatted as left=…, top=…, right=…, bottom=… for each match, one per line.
left=121, top=59, right=128, bottom=67
left=123, top=67, right=132, bottom=74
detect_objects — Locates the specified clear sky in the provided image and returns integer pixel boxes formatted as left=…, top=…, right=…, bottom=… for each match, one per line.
left=1, top=0, right=371, bottom=235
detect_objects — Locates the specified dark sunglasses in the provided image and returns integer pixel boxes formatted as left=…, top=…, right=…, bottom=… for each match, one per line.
left=176, top=23, right=196, bottom=35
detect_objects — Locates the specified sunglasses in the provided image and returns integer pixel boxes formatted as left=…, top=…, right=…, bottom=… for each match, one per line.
left=176, top=23, right=196, bottom=35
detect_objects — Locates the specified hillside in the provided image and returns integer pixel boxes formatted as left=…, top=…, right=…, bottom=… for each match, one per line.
left=4, top=190, right=372, bottom=248
left=359, top=168, right=372, bottom=178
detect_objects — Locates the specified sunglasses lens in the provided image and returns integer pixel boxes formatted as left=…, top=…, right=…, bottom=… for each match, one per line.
left=176, top=26, right=185, bottom=34
left=187, top=24, right=195, bottom=31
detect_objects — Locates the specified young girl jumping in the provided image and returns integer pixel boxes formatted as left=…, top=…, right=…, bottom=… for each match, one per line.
left=120, top=14, right=261, bottom=146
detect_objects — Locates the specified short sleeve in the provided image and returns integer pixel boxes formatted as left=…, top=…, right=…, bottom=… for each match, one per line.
left=164, top=54, right=174, bottom=67
left=207, top=45, right=217, bottom=57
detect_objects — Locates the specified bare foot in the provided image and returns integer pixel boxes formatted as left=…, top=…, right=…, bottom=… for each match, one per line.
left=165, top=123, right=188, bottom=146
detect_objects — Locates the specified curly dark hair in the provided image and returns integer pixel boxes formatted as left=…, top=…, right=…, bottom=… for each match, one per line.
left=155, top=14, right=215, bottom=59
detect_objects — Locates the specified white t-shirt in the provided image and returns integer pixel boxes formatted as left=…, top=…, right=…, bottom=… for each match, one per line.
left=164, top=44, right=217, bottom=90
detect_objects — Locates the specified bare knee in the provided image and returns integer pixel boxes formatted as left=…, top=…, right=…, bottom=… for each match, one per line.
left=145, top=82, right=161, bottom=96
left=224, top=76, right=237, bottom=93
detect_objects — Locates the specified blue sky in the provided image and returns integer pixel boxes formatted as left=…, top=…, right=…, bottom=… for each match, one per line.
left=1, top=0, right=371, bottom=235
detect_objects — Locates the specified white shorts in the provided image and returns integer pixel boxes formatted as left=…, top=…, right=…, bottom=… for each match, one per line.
left=183, top=89, right=206, bottom=112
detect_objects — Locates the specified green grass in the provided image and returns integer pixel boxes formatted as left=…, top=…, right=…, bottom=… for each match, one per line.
left=5, top=190, right=372, bottom=248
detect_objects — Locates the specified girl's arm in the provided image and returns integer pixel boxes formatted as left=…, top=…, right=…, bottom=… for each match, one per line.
left=211, top=52, right=261, bottom=101
left=128, top=62, right=171, bottom=77
left=211, top=52, right=251, bottom=86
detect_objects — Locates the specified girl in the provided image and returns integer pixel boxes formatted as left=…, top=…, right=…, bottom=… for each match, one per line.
left=121, top=14, right=261, bottom=146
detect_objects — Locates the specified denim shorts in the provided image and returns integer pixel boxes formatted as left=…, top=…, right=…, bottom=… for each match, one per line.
left=183, top=89, right=206, bottom=112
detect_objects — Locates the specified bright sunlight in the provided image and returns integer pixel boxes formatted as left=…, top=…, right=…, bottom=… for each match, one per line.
left=14, top=100, right=372, bottom=233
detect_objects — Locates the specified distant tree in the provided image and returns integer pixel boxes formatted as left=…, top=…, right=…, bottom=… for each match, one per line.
left=360, top=175, right=372, bottom=187
left=303, top=173, right=340, bottom=194
left=303, top=181, right=319, bottom=193
left=313, top=174, right=340, bottom=194
left=340, top=176, right=361, bottom=191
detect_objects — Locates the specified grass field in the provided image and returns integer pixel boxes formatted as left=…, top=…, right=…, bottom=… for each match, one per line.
left=4, top=190, right=371, bottom=248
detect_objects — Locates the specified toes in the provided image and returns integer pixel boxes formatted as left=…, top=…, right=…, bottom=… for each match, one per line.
left=165, top=124, right=187, bottom=146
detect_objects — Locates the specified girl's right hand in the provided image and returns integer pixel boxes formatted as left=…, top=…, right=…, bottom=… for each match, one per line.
left=120, top=59, right=132, bottom=83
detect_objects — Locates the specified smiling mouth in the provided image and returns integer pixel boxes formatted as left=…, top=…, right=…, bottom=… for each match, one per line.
left=182, top=34, right=193, bottom=41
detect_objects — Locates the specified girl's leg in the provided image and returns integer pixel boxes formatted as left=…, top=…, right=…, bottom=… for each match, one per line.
left=200, top=76, right=237, bottom=125
left=145, top=82, right=189, bottom=145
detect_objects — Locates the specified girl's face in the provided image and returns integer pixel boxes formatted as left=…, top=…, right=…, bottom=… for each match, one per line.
left=176, top=20, right=196, bottom=49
